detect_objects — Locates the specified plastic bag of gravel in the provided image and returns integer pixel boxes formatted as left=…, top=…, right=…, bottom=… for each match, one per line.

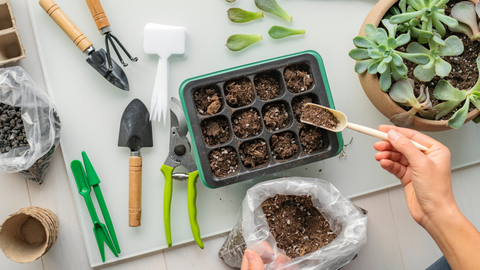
left=0, top=67, right=61, bottom=184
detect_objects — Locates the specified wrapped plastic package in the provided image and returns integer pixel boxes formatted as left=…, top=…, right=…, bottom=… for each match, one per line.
left=219, top=177, right=367, bottom=269
left=0, top=67, right=61, bottom=184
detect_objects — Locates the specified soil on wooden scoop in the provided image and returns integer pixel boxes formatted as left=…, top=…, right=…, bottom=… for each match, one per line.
left=292, top=95, right=313, bottom=122
left=261, top=195, right=337, bottom=259
left=300, top=126, right=324, bottom=154
left=232, top=108, right=262, bottom=139
left=225, top=78, right=255, bottom=108
left=201, top=117, right=231, bottom=146
left=284, top=65, right=314, bottom=93
left=209, top=146, right=238, bottom=177
left=301, top=105, right=339, bottom=130
left=254, top=72, right=281, bottom=101
left=239, top=139, right=269, bottom=168
left=270, top=131, right=298, bottom=160
left=194, top=86, right=223, bottom=115
left=262, top=103, right=290, bottom=131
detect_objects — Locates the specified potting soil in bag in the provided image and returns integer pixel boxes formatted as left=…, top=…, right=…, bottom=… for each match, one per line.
left=0, top=67, right=61, bottom=184
left=219, top=177, right=367, bottom=269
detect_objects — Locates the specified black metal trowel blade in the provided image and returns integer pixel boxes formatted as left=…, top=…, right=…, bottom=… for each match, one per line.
left=87, top=49, right=129, bottom=91
left=118, top=99, right=153, bottom=152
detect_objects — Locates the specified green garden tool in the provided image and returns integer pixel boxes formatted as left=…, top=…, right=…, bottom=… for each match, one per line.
left=161, top=97, right=203, bottom=249
left=71, top=158, right=119, bottom=262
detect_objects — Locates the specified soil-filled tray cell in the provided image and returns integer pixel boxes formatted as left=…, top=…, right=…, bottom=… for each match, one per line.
left=209, top=146, right=239, bottom=178
left=254, top=70, right=283, bottom=101
left=284, top=63, right=314, bottom=94
left=231, top=107, right=262, bottom=139
left=224, top=77, right=255, bottom=108
left=200, top=116, right=231, bottom=147
left=262, top=101, right=291, bottom=132
left=270, top=131, right=299, bottom=161
left=292, top=94, right=320, bottom=122
left=193, top=85, right=223, bottom=116
left=299, top=125, right=329, bottom=154
left=239, top=139, right=269, bottom=169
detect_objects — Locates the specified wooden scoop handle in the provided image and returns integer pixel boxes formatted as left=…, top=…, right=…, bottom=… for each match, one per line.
left=129, top=156, right=142, bottom=227
left=85, top=0, right=110, bottom=31
left=39, top=0, right=92, bottom=53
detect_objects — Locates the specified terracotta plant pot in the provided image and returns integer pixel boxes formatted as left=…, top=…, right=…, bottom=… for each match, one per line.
left=358, top=0, right=480, bottom=132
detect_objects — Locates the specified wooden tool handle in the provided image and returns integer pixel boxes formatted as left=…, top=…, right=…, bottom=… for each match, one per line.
left=129, top=156, right=142, bottom=227
left=85, top=0, right=110, bottom=31
left=39, top=0, right=92, bottom=53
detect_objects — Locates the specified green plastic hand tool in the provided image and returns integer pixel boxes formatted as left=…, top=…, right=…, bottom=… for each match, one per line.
left=71, top=160, right=118, bottom=262
left=82, top=151, right=121, bottom=254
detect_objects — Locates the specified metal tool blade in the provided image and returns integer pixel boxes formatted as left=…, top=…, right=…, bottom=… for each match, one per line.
left=169, top=97, right=188, bottom=136
left=86, top=49, right=129, bottom=91
left=118, top=99, right=153, bottom=151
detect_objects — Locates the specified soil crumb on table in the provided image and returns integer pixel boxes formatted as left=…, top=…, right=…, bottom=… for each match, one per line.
left=262, top=195, right=337, bottom=259
left=232, top=108, right=262, bottom=138
left=209, top=147, right=238, bottom=177
left=201, top=117, right=231, bottom=146
left=194, top=87, right=223, bottom=115
left=225, top=78, right=255, bottom=108
left=255, top=72, right=280, bottom=101
left=270, top=132, right=298, bottom=160
left=263, top=103, right=290, bottom=131
left=300, top=126, right=324, bottom=154
left=239, top=139, right=269, bottom=168
left=284, top=65, right=314, bottom=93
left=301, top=104, right=339, bottom=129
left=292, top=95, right=313, bottom=122
left=0, top=103, right=27, bottom=153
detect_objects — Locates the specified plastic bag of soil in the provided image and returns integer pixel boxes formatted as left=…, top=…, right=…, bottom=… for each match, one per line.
left=0, top=67, right=61, bottom=184
left=219, top=177, right=367, bottom=270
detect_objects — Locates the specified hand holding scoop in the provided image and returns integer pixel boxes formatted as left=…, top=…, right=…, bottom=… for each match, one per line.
left=300, top=103, right=428, bottom=151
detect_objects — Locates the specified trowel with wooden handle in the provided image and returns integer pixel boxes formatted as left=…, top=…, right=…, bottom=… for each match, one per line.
left=143, top=23, right=187, bottom=124
left=118, top=99, right=153, bottom=227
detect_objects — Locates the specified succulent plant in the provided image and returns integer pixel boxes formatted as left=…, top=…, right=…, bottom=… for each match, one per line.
left=389, top=79, right=436, bottom=127
left=433, top=55, right=480, bottom=129
left=389, top=0, right=458, bottom=43
left=227, top=8, right=264, bottom=23
left=449, top=1, right=480, bottom=41
left=268, top=26, right=305, bottom=39
left=406, top=34, right=464, bottom=82
left=226, top=34, right=263, bottom=51
left=349, top=20, right=430, bottom=91
left=254, top=0, right=292, bottom=22
left=386, top=0, right=434, bottom=39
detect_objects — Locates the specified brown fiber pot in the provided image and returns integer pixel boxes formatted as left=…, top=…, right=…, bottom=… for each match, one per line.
left=358, top=0, right=480, bottom=132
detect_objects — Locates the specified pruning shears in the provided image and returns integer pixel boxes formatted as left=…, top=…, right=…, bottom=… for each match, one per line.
left=160, top=97, right=203, bottom=249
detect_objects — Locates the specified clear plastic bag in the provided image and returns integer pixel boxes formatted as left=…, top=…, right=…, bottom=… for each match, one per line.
left=0, top=67, right=61, bottom=184
left=241, top=177, right=367, bottom=270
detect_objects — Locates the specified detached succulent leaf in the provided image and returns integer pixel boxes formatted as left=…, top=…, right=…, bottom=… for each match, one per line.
left=255, top=0, right=292, bottom=22
left=268, top=26, right=305, bottom=39
left=228, top=8, right=264, bottom=23
left=226, top=34, right=263, bottom=51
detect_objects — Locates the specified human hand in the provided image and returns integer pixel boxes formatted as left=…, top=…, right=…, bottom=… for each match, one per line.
left=373, top=125, right=456, bottom=228
left=241, top=249, right=265, bottom=270
left=241, top=242, right=291, bottom=270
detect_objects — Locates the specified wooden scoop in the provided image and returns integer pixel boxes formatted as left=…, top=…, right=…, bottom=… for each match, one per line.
left=300, top=103, right=428, bottom=151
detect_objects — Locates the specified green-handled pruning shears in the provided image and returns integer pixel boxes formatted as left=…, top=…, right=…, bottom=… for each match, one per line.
left=161, top=97, right=203, bottom=249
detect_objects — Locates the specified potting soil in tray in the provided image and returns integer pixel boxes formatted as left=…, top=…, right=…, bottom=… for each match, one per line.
left=180, top=51, right=343, bottom=188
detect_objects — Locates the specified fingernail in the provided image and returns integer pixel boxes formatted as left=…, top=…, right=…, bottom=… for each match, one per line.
left=388, top=130, right=400, bottom=142
left=245, top=250, right=256, bottom=263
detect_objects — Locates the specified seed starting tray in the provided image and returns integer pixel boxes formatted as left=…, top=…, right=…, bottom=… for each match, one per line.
left=180, top=51, right=344, bottom=188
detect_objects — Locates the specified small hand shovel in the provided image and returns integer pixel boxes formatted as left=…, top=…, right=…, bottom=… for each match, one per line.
left=300, top=103, right=428, bottom=151
left=143, top=23, right=187, bottom=124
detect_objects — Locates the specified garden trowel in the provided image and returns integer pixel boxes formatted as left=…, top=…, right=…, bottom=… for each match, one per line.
left=118, top=99, right=153, bottom=227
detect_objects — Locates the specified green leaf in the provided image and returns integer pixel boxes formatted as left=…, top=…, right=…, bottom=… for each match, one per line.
left=431, top=34, right=447, bottom=46
left=408, top=0, right=424, bottom=10
left=399, top=0, right=407, bottom=12
left=438, top=36, right=464, bottom=57
left=390, top=10, right=424, bottom=24
left=382, top=19, right=397, bottom=38
left=432, top=17, right=446, bottom=37
left=406, top=42, right=430, bottom=54
left=227, top=8, right=264, bottom=23
left=353, top=36, right=377, bottom=48
left=434, top=99, right=463, bottom=119
left=392, top=53, right=403, bottom=66
left=389, top=79, right=418, bottom=105
left=395, top=34, right=411, bottom=48
left=449, top=22, right=474, bottom=38
left=470, top=94, right=480, bottom=110
left=368, top=49, right=383, bottom=59
left=379, top=64, right=392, bottom=91
left=226, top=34, right=263, bottom=51
left=365, top=24, right=377, bottom=39
left=395, top=62, right=409, bottom=76
left=434, top=80, right=468, bottom=100
left=435, top=58, right=452, bottom=77
left=397, top=51, right=431, bottom=65
left=412, top=27, right=434, bottom=38
left=368, top=59, right=381, bottom=74
left=447, top=98, right=470, bottom=129
left=473, top=114, right=480, bottom=124
left=378, top=60, right=388, bottom=74
left=387, top=37, right=396, bottom=48
left=355, top=60, right=371, bottom=74
left=392, top=63, right=406, bottom=80
left=349, top=48, right=370, bottom=60
left=414, top=64, right=436, bottom=82
left=434, top=12, right=459, bottom=28
left=451, top=1, right=478, bottom=33
left=384, top=56, right=393, bottom=63
left=268, top=26, right=305, bottom=39
left=255, top=0, right=292, bottom=22
left=376, top=28, right=388, bottom=45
